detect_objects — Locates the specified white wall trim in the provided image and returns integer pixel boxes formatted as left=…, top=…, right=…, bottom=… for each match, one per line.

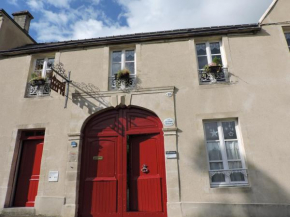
left=259, top=0, right=279, bottom=24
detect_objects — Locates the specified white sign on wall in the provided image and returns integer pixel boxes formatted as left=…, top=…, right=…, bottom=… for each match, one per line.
left=166, top=151, right=177, bottom=159
left=48, top=171, right=59, bottom=182
left=163, top=118, right=175, bottom=127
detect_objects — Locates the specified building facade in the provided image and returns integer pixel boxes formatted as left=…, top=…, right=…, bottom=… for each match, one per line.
left=0, top=0, right=290, bottom=216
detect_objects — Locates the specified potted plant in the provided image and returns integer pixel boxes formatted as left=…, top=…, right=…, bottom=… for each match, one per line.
left=29, top=72, right=46, bottom=86
left=204, top=57, right=223, bottom=73
left=114, top=69, right=132, bottom=89
left=115, top=68, right=130, bottom=80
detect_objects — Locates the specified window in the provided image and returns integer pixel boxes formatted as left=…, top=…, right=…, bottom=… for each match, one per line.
left=27, top=57, right=55, bottom=96
left=285, top=33, right=290, bottom=49
left=203, top=120, right=248, bottom=187
left=111, top=50, right=135, bottom=76
left=196, top=42, right=223, bottom=70
left=196, top=42, right=228, bottom=84
left=109, top=49, right=136, bottom=90
left=33, top=58, right=55, bottom=79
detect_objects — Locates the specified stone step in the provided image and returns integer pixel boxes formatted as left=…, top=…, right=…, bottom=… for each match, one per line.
left=0, top=208, right=36, bottom=217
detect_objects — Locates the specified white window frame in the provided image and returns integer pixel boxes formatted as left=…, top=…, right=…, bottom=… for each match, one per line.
left=110, top=49, right=136, bottom=76
left=32, top=57, right=54, bottom=78
left=284, top=32, right=290, bottom=49
left=203, top=119, right=248, bottom=188
left=196, top=41, right=227, bottom=70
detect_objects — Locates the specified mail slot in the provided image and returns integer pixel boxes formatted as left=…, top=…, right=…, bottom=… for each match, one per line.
left=93, top=156, right=103, bottom=160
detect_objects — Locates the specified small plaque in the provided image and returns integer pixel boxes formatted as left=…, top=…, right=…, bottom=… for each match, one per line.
left=93, top=156, right=103, bottom=160
left=166, top=92, right=173, bottom=97
left=163, top=118, right=175, bottom=127
left=166, top=151, right=177, bottom=159
left=48, top=171, right=59, bottom=182
left=71, top=141, right=77, bottom=148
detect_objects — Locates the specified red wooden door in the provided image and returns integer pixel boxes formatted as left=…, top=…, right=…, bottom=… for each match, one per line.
left=79, top=108, right=167, bottom=217
left=128, top=134, right=164, bottom=213
left=13, top=137, right=44, bottom=207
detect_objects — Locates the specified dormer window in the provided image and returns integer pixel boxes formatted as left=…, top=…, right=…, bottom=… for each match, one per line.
left=26, top=57, right=55, bottom=97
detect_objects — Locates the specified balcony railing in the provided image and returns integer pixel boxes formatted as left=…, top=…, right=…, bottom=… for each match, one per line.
left=26, top=81, right=51, bottom=97
left=108, top=74, right=136, bottom=90
left=198, top=67, right=229, bottom=84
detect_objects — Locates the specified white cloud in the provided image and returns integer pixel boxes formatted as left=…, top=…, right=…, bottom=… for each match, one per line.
left=27, top=0, right=273, bottom=42
left=27, top=0, right=44, bottom=11
left=7, top=0, right=18, bottom=6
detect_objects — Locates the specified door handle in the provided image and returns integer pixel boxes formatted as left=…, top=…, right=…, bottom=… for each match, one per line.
left=141, top=164, right=149, bottom=173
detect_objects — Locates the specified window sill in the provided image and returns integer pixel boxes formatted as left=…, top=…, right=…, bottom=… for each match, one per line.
left=210, top=183, right=250, bottom=189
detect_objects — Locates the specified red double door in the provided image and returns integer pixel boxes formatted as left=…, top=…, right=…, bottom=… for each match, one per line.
left=79, top=108, right=167, bottom=217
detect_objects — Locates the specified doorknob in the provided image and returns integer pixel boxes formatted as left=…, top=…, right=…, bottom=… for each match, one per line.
left=141, top=164, right=149, bottom=173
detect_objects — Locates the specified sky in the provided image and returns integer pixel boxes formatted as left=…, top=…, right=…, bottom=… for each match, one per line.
left=1, top=0, right=273, bottom=43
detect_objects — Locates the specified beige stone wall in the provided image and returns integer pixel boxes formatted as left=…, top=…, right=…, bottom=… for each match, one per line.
left=262, top=0, right=290, bottom=24
left=0, top=12, right=34, bottom=50
left=0, top=2, right=290, bottom=216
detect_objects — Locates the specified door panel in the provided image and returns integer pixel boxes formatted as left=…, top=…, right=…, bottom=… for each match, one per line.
left=79, top=137, right=120, bottom=217
left=128, top=134, right=163, bottom=212
left=13, top=139, right=44, bottom=207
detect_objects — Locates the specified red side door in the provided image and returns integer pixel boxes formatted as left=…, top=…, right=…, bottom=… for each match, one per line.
left=13, top=137, right=44, bottom=207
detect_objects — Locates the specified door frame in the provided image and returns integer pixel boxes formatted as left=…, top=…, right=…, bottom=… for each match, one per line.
left=9, top=130, right=45, bottom=207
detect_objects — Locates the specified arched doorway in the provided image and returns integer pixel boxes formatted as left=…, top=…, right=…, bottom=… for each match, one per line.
left=78, top=106, right=167, bottom=217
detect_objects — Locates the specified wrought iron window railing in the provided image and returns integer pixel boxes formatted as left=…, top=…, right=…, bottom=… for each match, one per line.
left=198, top=67, right=229, bottom=84
left=26, top=81, right=51, bottom=97
left=108, top=74, right=136, bottom=90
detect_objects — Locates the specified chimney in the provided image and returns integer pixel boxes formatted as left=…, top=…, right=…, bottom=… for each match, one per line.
left=12, top=11, right=34, bottom=33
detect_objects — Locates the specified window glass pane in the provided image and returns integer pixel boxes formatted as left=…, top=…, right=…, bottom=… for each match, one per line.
left=207, top=142, right=222, bottom=161
left=222, top=121, right=237, bottom=139
left=47, top=58, right=55, bottom=68
left=204, top=122, right=219, bottom=140
left=125, top=50, right=135, bottom=61
left=285, top=33, right=290, bottom=47
left=210, top=42, right=221, bottom=54
left=45, top=70, right=53, bottom=79
left=211, top=55, right=222, bottom=65
left=212, top=173, right=225, bottom=182
left=112, top=63, right=121, bottom=75
left=210, top=162, right=224, bottom=170
left=198, top=56, right=208, bottom=69
left=35, top=59, right=44, bottom=70
left=125, top=62, right=135, bottom=74
left=230, top=172, right=245, bottom=182
left=228, top=161, right=242, bottom=169
left=196, top=43, right=206, bottom=55
left=112, top=51, right=122, bottom=62
left=225, top=141, right=240, bottom=160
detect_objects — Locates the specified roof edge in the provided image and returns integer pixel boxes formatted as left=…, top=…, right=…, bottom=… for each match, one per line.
left=0, top=24, right=260, bottom=56
left=0, top=9, right=36, bottom=44
left=259, top=0, right=279, bottom=24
